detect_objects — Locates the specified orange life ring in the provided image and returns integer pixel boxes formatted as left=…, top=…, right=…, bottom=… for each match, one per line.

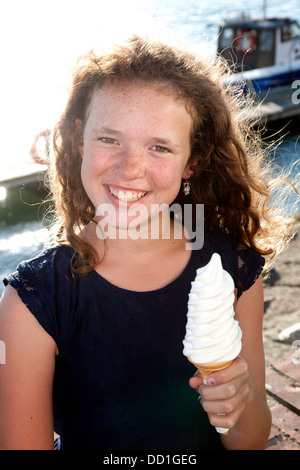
left=235, top=29, right=257, bottom=54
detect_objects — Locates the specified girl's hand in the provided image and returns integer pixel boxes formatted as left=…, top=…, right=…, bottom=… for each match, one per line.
left=189, top=356, right=255, bottom=432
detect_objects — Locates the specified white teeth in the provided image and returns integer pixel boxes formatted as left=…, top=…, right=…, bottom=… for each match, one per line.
left=108, top=186, right=147, bottom=202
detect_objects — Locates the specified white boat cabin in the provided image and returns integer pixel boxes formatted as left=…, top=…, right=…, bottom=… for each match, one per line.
left=218, top=16, right=300, bottom=72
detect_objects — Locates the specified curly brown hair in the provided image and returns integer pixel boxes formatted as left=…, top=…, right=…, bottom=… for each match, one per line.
left=47, top=33, right=297, bottom=275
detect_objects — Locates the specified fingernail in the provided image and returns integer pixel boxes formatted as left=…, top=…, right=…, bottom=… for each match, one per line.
left=208, top=377, right=215, bottom=385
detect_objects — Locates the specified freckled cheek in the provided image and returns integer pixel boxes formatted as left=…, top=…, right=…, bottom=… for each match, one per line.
left=150, top=164, right=184, bottom=190
left=81, top=150, right=111, bottom=176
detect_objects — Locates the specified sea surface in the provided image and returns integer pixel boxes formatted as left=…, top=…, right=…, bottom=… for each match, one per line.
left=0, top=0, right=300, bottom=294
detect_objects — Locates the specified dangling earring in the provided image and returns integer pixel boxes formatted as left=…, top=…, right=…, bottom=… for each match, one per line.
left=183, top=180, right=191, bottom=196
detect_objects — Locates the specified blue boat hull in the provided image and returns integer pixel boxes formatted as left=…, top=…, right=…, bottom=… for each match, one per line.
left=249, top=69, right=300, bottom=93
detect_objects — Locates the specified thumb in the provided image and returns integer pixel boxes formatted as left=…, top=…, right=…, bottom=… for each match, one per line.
left=189, top=375, right=204, bottom=389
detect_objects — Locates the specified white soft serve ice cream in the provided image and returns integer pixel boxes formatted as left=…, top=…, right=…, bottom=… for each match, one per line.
left=183, top=253, right=242, bottom=364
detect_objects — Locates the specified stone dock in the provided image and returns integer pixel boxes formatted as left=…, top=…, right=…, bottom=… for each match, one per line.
left=263, top=214, right=300, bottom=450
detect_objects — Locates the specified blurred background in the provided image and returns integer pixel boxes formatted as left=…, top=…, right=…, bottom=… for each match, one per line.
left=1, top=0, right=300, bottom=293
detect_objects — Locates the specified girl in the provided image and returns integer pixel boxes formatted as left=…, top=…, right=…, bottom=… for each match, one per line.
left=0, top=34, right=294, bottom=450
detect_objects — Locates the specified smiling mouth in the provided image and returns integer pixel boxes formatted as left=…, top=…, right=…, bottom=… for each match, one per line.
left=107, top=186, right=148, bottom=202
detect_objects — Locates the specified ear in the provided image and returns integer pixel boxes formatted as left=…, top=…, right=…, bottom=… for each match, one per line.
left=182, top=156, right=197, bottom=179
left=75, top=118, right=84, bottom=158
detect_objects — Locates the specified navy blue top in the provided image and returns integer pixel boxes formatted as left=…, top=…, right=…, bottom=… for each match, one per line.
left=3, top=230, right=264, bottom=450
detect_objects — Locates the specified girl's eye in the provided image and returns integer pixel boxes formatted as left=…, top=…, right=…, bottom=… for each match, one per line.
left=99, top=137, right=118, bottom=144
left=152, top=145, right=170, bottom=153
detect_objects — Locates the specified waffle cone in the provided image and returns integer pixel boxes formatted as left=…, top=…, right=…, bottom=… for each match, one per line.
left=188, top=358, right=233, bottom=380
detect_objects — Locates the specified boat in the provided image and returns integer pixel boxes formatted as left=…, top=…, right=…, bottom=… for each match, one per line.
left=218, top=13, right=300, bottom=93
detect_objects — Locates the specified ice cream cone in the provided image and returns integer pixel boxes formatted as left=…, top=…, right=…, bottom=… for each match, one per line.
left=188, top=357, right=233, bottom=435
left=187, top=358, right=233, bottom=380
left=183, top=254, right=243, bottom=437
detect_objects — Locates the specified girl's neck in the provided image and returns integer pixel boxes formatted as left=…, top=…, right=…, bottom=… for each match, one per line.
left=87, top=219, right=192, bottom=292
left=88, top=212, right=189, bottom=257
left=81, top=216, right=192, bottom=291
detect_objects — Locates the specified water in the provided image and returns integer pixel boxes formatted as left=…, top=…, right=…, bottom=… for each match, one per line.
left=0, top=188, right=51, bottom=295
left=0, top=0, right=300, bottom=295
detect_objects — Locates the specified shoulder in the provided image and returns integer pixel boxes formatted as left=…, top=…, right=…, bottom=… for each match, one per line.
left=13, top=243, right=74, bottom=274
left=2, top=244, right=80, bottom=355
left=4, top=244, right=74, bottom=289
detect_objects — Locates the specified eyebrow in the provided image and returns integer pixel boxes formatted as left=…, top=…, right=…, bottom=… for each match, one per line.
left=92, top=127, right=122, bottom=135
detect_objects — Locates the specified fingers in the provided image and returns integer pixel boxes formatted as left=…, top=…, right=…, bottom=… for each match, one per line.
left=200, top=380, right=250, bottom=414
left=199, top=382, right=250, bottom=430
left=199, top=371, right=250, bottom=401
left=189, top=369, right=204, bottom=389
left=207, top=401, right=247, bottom=431
left=189, top=355, right=253, bottom=431
left=206, top=356, right=249, bottom=386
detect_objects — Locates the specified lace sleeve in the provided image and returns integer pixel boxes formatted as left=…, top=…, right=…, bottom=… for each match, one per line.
left=3, top=260, right=57, bottom=343
left=3, top=246, right=86, bottom=356
left=236, top=243, right=265, bottom=298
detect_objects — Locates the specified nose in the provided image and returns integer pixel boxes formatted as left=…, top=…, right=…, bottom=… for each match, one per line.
left=115, top=145, right=146, bottom=180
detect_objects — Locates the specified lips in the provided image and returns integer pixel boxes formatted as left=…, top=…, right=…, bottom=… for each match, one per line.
left=107, top=185, right=148, bottom=202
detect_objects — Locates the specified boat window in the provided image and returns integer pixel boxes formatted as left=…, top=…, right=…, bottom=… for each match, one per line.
left=281, top=22, right=300, bottom=41
left=219, top=27, right=235, bottom=49
left=259, top=29, right=274, bottom=52
left=291, top=22, right=300, bottom=38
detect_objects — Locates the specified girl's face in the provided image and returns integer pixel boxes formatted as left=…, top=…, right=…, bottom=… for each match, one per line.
left=81, top=82, right=194, bottom=232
